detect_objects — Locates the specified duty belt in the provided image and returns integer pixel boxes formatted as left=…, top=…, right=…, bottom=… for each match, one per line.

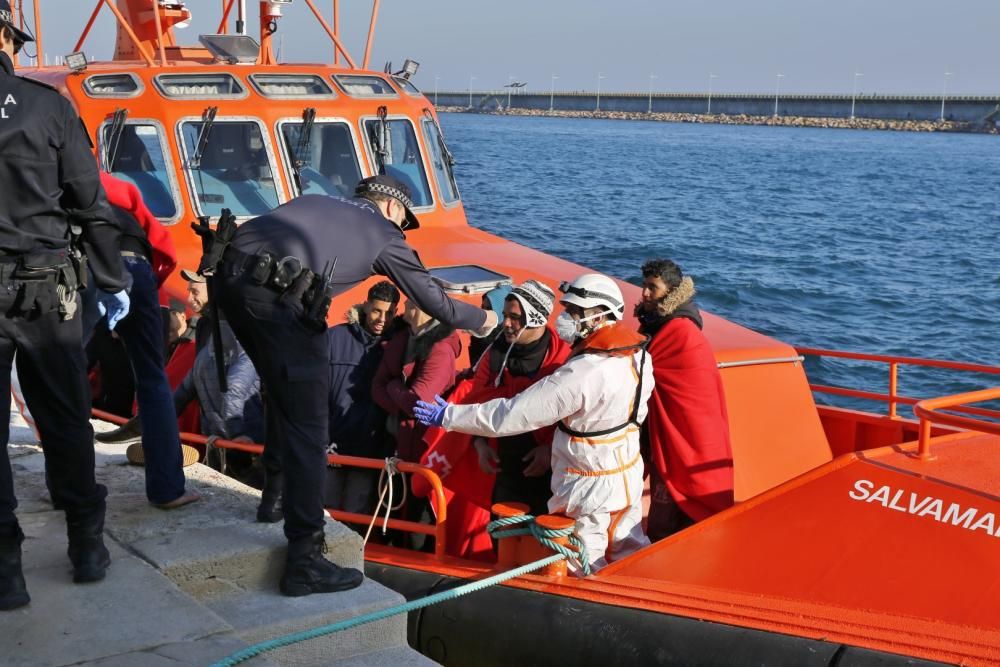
left=224, top=246, right=310, bottom=293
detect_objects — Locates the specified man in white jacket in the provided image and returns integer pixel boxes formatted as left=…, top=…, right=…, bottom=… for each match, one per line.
left=416, top=273, right=653, bottom=572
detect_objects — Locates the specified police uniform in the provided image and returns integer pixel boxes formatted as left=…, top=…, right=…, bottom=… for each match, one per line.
left=209, top=176, right=487, bottom=596
left=0, top=39, right=126, bottom=609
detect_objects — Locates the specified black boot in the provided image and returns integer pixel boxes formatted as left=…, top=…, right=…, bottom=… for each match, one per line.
left=0, top=526, right=29, bottom=610
left=66, top=501, right=111, bottom=584
left=279, top=531, right=363, bottom=597
left=256, top=471, right=283, bottom=523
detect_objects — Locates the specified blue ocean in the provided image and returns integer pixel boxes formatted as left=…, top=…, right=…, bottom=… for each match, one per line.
left=440, top=113, right=1000, bottom=409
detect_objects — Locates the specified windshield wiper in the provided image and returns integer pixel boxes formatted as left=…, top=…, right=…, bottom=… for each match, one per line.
left=189, top=106, right=219, bottom=170
left=424, top=109, right=459, bottom=193
left=368, top=105, right=391, bottom=175
left=102, top=108, right=129, bottom=172
left=291, top=107, right=317, bottom=192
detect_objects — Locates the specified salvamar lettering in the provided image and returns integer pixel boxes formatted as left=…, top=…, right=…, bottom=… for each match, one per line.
left=1, top=93, right=14, bottom=120
left=848, top=479, right=999, bottom=540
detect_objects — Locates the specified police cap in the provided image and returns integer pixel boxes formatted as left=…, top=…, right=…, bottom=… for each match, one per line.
left=0, top=0, right=34, bottom=44
left=355, top=174, right=420, bottom=230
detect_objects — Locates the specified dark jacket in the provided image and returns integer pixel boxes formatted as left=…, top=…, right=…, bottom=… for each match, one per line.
left=231, top=194, right=485, bottom=331
left=0, top=53, right=125, bottom=290
left=327, top=306, right=388, bottom=457
left=372, top=320, right=462, bottom=463
left=174, top=321, right=264, bottom=441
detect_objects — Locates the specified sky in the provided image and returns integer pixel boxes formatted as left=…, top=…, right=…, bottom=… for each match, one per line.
left=26, top=0, right=1000, bottom=97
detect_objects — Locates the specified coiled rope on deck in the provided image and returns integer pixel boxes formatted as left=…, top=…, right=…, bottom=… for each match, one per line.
left=211, top=514, right=588, bottom=667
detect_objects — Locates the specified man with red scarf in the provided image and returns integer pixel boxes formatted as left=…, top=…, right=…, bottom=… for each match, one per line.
left=414, top=281, right=570, bottom=560
left=636, top=259, right=734, bottom=540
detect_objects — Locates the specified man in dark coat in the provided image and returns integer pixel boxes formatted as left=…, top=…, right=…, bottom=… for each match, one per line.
left=323, top=281, right=400, bottom=519
left=212, top=174, right=496, bottom=597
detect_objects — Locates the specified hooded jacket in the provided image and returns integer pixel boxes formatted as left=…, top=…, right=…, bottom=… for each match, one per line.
left=173, top=321, right=264, bottom=441
left=637, top=277, right=735, bottom=522
left=99, top=173, right=177, bottom=286
left=327, top=305, right=388, bottom=457
left=372, top=319, right=462, bottom=463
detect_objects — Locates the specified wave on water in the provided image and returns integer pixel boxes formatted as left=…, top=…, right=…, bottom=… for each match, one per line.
left=441, top=113, right=1000, bottom=406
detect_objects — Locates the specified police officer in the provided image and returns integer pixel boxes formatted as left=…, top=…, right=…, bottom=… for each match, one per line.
left=0, top=2, right=130, bottom=610
left=206, top=175, right=498, bottom=597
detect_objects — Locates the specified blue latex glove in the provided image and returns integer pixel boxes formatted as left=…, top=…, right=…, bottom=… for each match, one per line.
left=97, top=290, right=130, bottom=331
left=413, top=395, right=450, bottom=427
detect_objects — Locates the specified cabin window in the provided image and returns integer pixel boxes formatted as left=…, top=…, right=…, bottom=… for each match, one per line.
left=279, top=120, right=363, bottom=198
left=179, top=119, right=281, bottom=218
left=84, top=73, right=142, bottom=98
left=154, top=73, right=247, bottom=99
left=332, top=75, right=398, bottom=98
left=421, top=119, right=460, bottom=205
left=99, top=122, right=179, bottom=222
left=362, top=118, right=433, bottom=208
left=392, top=76, right=423, bottom=97
left=250, top=74, right=336, bottom=99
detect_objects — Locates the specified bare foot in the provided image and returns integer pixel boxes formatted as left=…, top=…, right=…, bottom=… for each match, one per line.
left=152, top=490, right=202, bottom=510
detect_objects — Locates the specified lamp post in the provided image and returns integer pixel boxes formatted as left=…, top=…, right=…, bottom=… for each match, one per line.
left=707, top=73, right=718, bottom=114
left=434, top=75, right=440, bottom=106
left=940, top=71, right=951, bottom=122
left=850, top=71, right=863, bottom=119
left=468, top=75, right=477, bottom=108
left=550, top=74, right=558, bottom=112
left=596, top=73, right=606, bottom=112
left=647, top=73, right=657, bottom=113
left=507, top=74, right=515, bottom=109
left=773, top=73, right=784, bottom=117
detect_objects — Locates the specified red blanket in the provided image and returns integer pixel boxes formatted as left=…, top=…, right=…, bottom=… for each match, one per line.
left=414, top=327, right=570, bottom=561
left=645, top=318, right=734, bottom=521
left=99, top=173, right=177, bottom=286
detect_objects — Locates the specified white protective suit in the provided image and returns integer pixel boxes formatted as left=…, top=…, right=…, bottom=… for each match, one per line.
left=443, top=341, right=654, bottom=572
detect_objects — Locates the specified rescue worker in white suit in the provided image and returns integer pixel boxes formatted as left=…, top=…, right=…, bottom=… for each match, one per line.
left=415, top=273, right=653, bottom=572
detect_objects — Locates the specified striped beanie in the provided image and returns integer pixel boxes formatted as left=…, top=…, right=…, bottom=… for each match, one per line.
left=510, top=280, right=555, bottom=328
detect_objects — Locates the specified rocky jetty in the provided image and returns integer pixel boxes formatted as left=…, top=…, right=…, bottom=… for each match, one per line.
left=435, top=106, right=997, bottom=134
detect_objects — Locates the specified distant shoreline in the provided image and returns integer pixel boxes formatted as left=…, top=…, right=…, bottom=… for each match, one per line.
left=435, top=106, right=998, bottom=134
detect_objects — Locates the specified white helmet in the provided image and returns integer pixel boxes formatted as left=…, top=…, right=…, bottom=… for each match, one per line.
left=559, top=273, right=625, bottom=321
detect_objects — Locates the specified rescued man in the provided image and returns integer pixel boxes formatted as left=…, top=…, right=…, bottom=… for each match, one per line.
left=0, top=6, right=129, bottom=609
left=416, top=273, right=653, bottom=573
left=321, top=280, right=400, bottom=521
left=204, top=175, right=496, bottom=596
left=636, top=259, right=734, bottom=540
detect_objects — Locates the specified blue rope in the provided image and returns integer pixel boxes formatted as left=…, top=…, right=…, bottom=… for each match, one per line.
left=486, top=514, right=591, bottom=576
left=210, top=553, right=564, bottom=667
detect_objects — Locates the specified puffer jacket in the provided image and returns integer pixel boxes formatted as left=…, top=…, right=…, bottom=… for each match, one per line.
left=173, top=321, right=264, bottom=441
left=327, top=305, right=388, bottom=457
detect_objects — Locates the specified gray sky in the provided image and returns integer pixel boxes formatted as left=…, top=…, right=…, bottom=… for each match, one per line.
left=32, top=1, right=999, bottom=96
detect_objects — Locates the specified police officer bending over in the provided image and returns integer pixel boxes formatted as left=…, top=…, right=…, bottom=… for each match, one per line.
left=198, top=175, right=496, bottom=596
left=0, top=1, right=130, bottom=611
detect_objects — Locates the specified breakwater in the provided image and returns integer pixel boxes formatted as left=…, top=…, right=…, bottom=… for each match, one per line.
left=435, top=105, right=994, bottom=133
left=431, top=90, right=1000, bottom=133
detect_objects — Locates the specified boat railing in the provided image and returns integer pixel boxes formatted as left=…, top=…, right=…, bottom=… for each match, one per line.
left=795, top=346, right=1000, bottom=421
left=913, top=386, right=1000, bottom=460
left=91, top=408, right=450, bottom=559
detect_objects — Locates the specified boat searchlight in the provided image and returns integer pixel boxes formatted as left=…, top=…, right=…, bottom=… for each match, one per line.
left=198, top=34, right=261, bottom=65
left=64, top=52, right=89, bottom=74
left=397, top=59, right=420, bottom=80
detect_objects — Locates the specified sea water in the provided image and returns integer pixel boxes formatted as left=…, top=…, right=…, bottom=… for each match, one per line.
left=441, top=113, right=1000, bottom=408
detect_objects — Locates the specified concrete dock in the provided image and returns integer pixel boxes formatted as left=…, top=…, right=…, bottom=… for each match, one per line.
left=2, top=410, right=436, bottom=666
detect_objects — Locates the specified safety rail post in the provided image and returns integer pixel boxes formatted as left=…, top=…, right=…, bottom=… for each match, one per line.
left=362, top=0, right=380, bottom=70
left=74, top=0, right=105, bottom=54
left=150, top=0, right=167, bottom=66
left=531, top=515, right=576, bottom=577
left=90, top=409, right=450, bottom=558
left=913, top=386, right=1000, bottom=460
left=491, top=502, right=529, bottom=568
left=888, top=361, right=899, bottom=418
left=217, top=0, right=235, bottom=34
left=301, top=0, right=357, bottom=68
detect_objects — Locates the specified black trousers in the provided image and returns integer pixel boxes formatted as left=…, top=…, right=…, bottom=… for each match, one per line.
left=217, top=265, right=330, bottom=542
left=0, top=264, right=106, bottom=534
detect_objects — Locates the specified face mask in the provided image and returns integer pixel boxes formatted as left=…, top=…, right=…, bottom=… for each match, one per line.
left=555, top=311, right=602, bottom=343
